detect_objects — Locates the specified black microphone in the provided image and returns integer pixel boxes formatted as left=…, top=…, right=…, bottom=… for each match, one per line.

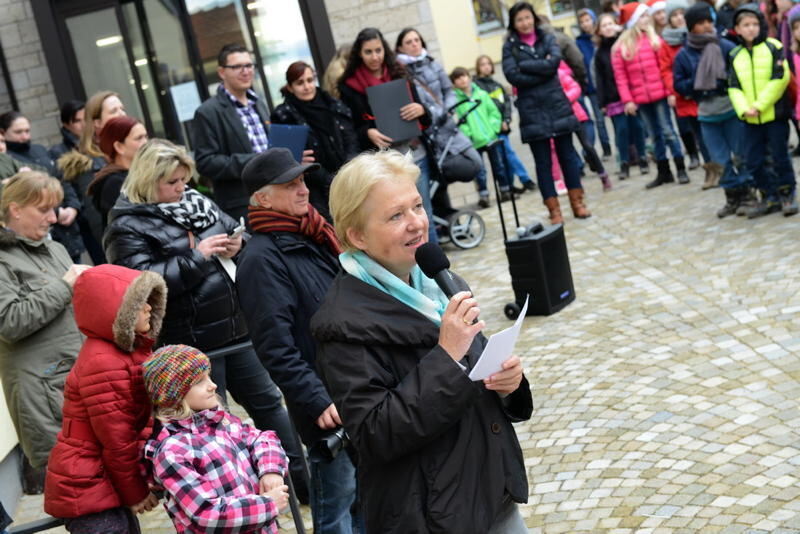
left=415, top=242, right=462, bottom=298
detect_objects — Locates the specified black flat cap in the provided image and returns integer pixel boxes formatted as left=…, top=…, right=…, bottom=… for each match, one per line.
left=241, top=148, right=320, bottom=196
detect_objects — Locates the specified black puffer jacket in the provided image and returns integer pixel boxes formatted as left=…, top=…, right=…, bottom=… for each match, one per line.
left=270, top=91, right=359, bottom=221
left=103, top=194, right=247, bottom=351
left=237, top=231, right=339, bottom=446
left=311, top=273, right=532, bottom=534
left=502, top=29, right=579, bottom=142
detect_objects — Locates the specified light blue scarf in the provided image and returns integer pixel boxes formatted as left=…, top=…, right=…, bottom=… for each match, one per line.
left=339, top=250, right=449, bottom=325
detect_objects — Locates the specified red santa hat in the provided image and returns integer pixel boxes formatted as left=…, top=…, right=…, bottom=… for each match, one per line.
left=647, top=0, right=666, bottom=15
left=619, top=2, right=649, bottom=28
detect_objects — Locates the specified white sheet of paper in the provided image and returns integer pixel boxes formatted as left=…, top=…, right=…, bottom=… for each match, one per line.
left=216, top=256, right=236, bottom=282
left=468, top=296, right=529, bottom=381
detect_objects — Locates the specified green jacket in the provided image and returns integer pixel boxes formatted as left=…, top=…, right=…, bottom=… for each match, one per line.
left=0, top=153, right=24, bottom=180
left=0, top=228, right=82, bottom=467
left=453, top=83, right=503, bottom=149
left=728, top=37, right=790, bottom=124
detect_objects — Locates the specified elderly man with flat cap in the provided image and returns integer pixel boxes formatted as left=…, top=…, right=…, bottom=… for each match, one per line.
left=236, top=148, right=361, bottom=534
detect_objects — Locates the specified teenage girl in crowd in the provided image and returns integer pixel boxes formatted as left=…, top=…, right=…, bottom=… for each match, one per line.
left=592, top=13, right=649, bottom=179
left=45, top=264, right=166, bottom=533
left=613, top=2, right=690, bottom=189
left=502, top=1, right=590, bottom=225
left=143, top=345, right=289, bottom=533
left=338, top=27, right=436, bottom=243
left=659, top=0, right=711, bottom=182
left=474, top=54, right=538, bottom=194
left=557, top=61, right=613, bottom=191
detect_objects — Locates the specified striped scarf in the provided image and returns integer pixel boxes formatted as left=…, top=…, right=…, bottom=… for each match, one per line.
left=248, top=203, right=343, bottom=255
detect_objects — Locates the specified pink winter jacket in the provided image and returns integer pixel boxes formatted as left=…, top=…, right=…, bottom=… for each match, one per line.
left=612, top=34, right=668, bottom=105
left=557, top=61, right=589, bottom=122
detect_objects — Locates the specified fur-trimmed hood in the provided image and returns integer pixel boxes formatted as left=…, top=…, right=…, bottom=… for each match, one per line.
left=57, top=149, right=94, bottom=182
left=72, top=264, right=167, bottom=352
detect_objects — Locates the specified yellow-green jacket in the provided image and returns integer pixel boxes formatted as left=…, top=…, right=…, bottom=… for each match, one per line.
left=728, top=37, right=790, bottom=124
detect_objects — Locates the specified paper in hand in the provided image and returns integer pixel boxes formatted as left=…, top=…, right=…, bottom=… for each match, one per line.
left=468, top=296, right=529, bottom=381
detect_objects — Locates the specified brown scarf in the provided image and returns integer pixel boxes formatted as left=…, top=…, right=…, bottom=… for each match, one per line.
left=248, top=203, right=343, bottom=255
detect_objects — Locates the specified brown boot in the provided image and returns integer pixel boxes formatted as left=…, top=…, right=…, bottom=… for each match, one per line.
left=567, top=188, right=591, bottom=218
left=702, top=162, right=721, bottom=190
left=543, top=197, right=563, bottom=224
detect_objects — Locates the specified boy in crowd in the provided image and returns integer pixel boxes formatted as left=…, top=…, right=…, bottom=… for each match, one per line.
left=450, top=67, right=514, bottom=202
left=673, top=2, right=753, bottom=217
left=728, top=4, right=798, bottom=216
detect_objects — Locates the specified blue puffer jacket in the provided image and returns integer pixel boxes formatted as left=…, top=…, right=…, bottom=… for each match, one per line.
left=575, top=32, right=596, bottom=94
left=673, top=38, right=736, bottom=101
left=502, top=29, right=579, bottom=142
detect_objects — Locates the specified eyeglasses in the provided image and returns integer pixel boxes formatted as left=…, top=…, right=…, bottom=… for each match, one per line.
left=222, top=63, right=256, bottom=72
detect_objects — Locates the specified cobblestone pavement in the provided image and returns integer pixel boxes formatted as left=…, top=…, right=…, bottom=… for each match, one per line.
left=13, top=135, right=800, bottom=533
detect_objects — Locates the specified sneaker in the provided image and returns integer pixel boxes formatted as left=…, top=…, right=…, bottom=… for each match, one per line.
left=555, top=179, right=568, bottom=195
left=511, top=185, right=526, bottom=195
left=477, top=196, right=490, bottom=209
left=746, top=197, right=781, bottom=219
left=688, top=154, right=700, bottom=170
left=618, top=162, right=630, bottom=180
left=523, top=181, right=537, bottom=191
left=499, top=191, right=513, bottom=202
left=737, top=189, right=757, bottom=216
left=639, top=161, right=649, bottom=175
left=602, top=144, right=612, bottom=161
left=600, top=172, right=612, bottom=192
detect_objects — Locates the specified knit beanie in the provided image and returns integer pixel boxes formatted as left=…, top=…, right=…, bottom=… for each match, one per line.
left=143, top=344, right=210, bottom=408
left=648, top=0, right=667, bottom=15
left=665, top=0, right=689, bottom=21
left=577, top=8, right=597, bottom=22
left=685, top=2, right=715, bottom=30
left=620, top=2, right=649, bottom=28
left=789, top=4, right=800, bottom=27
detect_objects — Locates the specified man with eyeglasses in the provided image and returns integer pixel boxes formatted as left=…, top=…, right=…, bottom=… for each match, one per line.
left=193, top=43, right=270, bottom=222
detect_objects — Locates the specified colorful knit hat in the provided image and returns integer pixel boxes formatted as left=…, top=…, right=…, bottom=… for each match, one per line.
left=142, top=344, right=210, bottom=408
left=620, top=2, right=649, bottom=28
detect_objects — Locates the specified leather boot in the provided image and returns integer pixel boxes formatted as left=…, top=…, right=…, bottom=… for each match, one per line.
left=675, top=156, right=690, bottom=184
left=716, top=188, right=741, bottom=218
left=646, top=159, right=674, bottom=189
left=567, top=188, right=592, bottom=218
left=544, top=197, right=563, bottom=224
left=701, top=162, right=715, bottom=190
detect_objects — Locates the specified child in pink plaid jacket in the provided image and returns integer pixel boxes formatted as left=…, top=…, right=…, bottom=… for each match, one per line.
left=142, top=344, right=289, bottom=533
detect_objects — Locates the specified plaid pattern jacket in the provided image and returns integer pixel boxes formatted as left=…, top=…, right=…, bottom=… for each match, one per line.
left=144, top=408, right=287, bottom=533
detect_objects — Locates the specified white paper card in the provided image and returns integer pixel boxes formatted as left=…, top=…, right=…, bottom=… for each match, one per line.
left=216, top=257, right=237, bottom=282
left=170, top=82, right=202, bottom=123
left=468, top=296, right=529, bottom=381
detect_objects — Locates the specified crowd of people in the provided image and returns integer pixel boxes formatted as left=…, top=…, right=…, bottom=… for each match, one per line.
left=1, top=0, right=799, bottom=532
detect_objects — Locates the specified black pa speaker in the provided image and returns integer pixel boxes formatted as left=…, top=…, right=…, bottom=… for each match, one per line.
left=503, top=223, right=575, bottom=317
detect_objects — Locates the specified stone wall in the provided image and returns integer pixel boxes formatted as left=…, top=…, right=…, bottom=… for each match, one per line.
left=0, top=0, right=61, bottom=147
left=324, top=0, right=441, bottom=62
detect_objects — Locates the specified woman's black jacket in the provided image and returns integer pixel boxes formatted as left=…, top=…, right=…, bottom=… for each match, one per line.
left=103, top=194, right=247, bottom=351
left=270, top=91, right=359, bottom=220
left=311, top=272, right=532, bottom=534
left=502, top=29, right=579, bottom=142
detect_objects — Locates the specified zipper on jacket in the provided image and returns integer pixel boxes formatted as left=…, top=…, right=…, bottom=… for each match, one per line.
left=748, top=48, right=762, bottom=125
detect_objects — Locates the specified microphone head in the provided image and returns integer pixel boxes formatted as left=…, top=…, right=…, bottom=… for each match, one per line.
left=415, top=242, right=450, bottom=278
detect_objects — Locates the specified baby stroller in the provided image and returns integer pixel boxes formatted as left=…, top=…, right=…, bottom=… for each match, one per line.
left=426, top=100, right=486, bottom=249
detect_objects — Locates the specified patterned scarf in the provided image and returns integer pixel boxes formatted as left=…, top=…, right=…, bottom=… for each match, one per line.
left=339, top=250, right=449, bottom=326
left=344, top=64, right=392, bottom=94
left=248, top=203, right=343, bottom=255
left=157, top=188, right=219, bottom=232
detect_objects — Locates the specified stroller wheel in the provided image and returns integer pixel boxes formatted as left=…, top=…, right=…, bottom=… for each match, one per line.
left=504, top=302, right=521, bottom=320
left=448, top=209, right=485, bottom=249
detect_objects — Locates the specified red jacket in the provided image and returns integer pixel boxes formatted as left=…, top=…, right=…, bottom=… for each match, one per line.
left=44, top=264, right=167, bottom=518
left=612, top=35, right=669, bottom=104
left=658, top=42, right=698, bottom=118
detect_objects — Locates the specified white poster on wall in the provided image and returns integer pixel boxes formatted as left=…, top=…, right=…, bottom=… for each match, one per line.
left=170, top=82, right=202, bottom=123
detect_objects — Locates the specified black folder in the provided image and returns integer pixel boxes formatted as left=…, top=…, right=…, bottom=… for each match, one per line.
left=270, top=124, right=309, bottom=162
left=366, top=79, right=420, bottom=143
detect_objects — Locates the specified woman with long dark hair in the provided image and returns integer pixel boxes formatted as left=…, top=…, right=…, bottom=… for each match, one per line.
left=338, top=27, right=437, bottom=243
left=270, top=61, right=359, bottom=221
left=502, top=2, right=591, bottom=224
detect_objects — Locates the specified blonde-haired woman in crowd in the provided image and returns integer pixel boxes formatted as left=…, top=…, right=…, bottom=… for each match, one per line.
left=613, top=2, right=688, bottom=188
left=104, top=139, right=307, bottom=492
left=311, top=150, right=532, bottom=534
left=57, top=90, right=128, bottom=263
left=0, top=171, right=89, bottom=491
